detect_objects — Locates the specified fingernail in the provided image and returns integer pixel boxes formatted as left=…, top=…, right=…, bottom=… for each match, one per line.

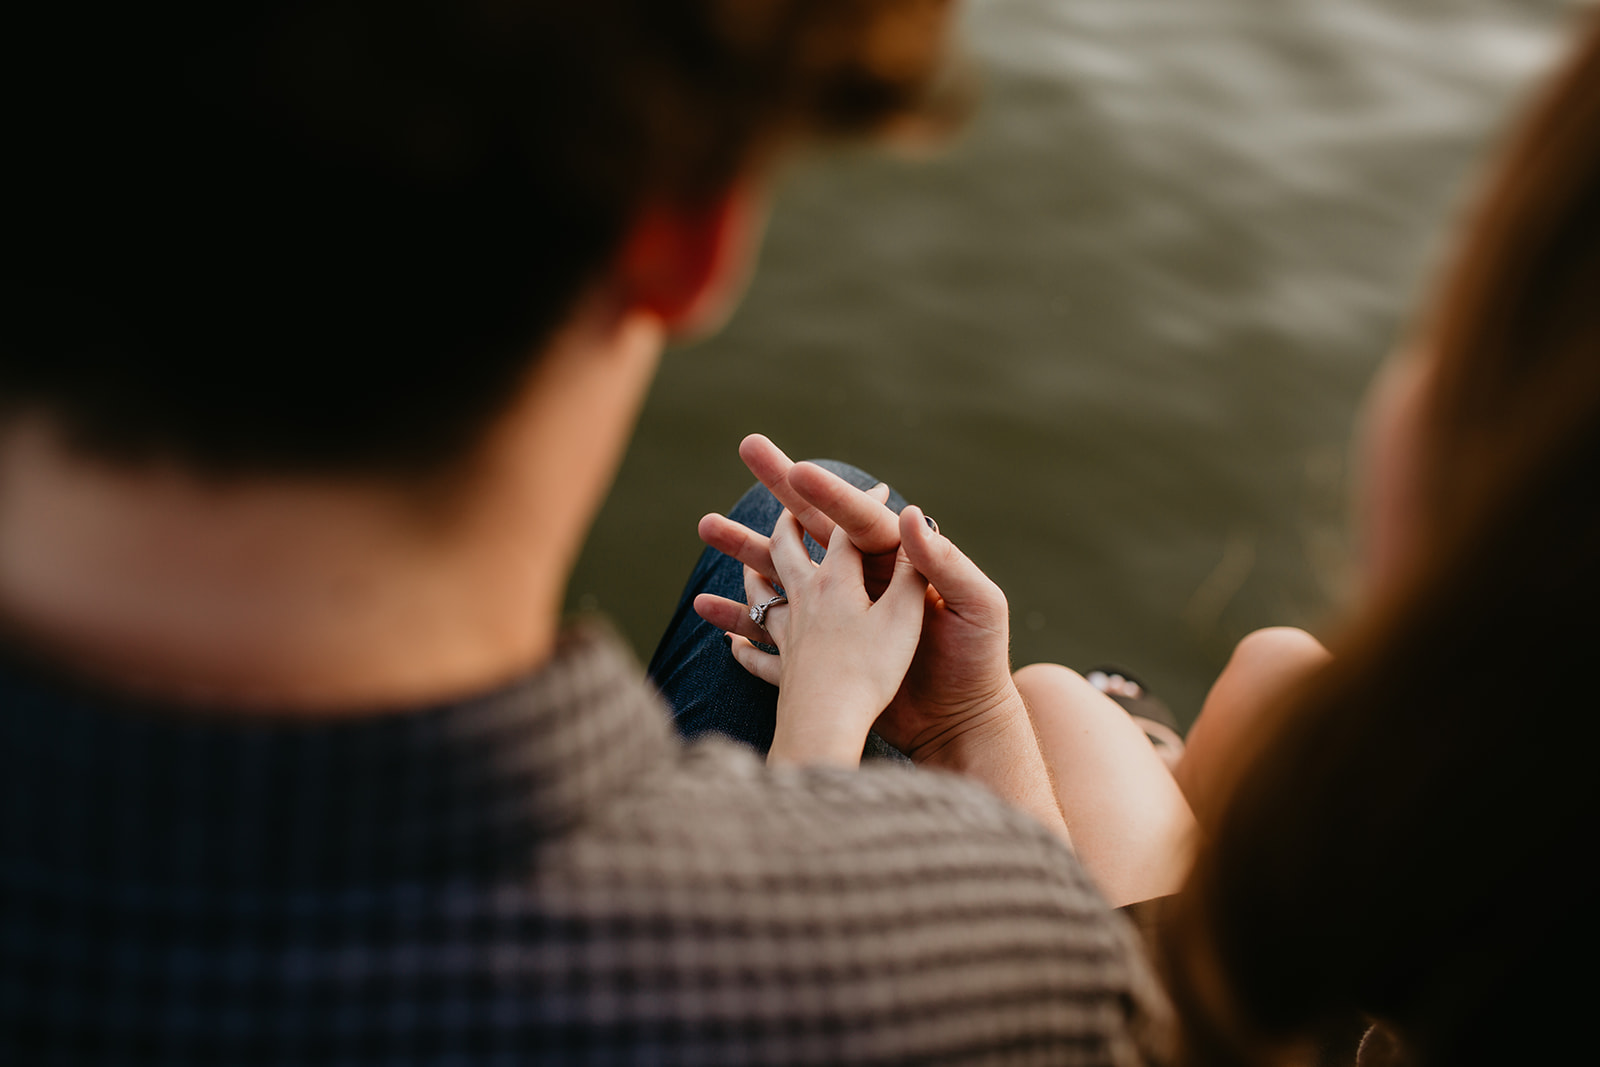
left=924, top=514, right=940, bottom=535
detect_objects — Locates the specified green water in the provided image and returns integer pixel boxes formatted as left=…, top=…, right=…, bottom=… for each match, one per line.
left=569, top=0, right=1592, bottom=723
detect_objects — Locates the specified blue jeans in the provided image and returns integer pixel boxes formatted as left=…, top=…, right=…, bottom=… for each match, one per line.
left=647, top=461, right=910, bottom=761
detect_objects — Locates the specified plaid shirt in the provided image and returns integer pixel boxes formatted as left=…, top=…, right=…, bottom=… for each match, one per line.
left=1, top=623, right=1173, bottom=1065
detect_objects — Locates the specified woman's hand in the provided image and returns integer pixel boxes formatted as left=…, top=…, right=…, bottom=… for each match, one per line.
left=731, top=510, right=927, bottom=768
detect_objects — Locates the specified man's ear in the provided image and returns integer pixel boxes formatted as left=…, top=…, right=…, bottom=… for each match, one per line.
left=614, top=180, right=767, bottom=339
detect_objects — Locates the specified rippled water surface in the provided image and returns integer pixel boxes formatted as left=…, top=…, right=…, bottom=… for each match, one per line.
left=571, top=0, right=1593, bottom=721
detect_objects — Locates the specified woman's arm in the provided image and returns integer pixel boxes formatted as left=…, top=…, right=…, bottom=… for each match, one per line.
left=1014, top=664, right=1196, bottom=907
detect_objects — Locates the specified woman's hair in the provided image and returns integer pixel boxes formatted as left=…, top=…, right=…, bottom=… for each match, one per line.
left=1161, top=15, right=1600, bottom=1066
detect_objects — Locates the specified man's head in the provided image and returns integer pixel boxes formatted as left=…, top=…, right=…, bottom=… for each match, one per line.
left=6, top=2, right=960, bottom=478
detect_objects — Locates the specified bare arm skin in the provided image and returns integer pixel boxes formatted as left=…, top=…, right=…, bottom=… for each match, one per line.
left=1011, top=627, right=1331, bottom=907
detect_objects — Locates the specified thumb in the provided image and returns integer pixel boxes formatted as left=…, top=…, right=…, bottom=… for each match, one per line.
left=898, top=506, right=1008, bottom=628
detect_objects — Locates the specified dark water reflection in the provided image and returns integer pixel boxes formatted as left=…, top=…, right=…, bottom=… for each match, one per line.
left=570, top=0, right=1591, bottom=723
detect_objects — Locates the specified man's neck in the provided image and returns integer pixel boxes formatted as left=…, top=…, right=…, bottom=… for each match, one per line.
left=0, top=304, right=663, bottom=714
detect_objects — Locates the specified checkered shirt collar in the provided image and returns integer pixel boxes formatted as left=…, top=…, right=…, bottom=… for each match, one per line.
left=0, top=622, right=674, bottom=888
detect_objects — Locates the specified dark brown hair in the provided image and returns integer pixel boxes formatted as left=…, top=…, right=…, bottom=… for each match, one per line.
left=2, top=1, right=962, bottom=476
left=1162, top=15, right=1600, bottom=1067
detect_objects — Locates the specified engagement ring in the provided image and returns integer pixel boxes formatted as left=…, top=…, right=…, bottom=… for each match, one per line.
left=749, top=594, right=787, bottom=630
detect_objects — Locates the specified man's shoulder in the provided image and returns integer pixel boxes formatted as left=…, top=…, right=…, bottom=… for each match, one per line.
left=607, top=734, right=1057, bottom=841
left=687, top=736, right=1074, bottom=849
left=554, top=733, right=1123, bottom=932
left=530, top=736, right=1175, bottom=1066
